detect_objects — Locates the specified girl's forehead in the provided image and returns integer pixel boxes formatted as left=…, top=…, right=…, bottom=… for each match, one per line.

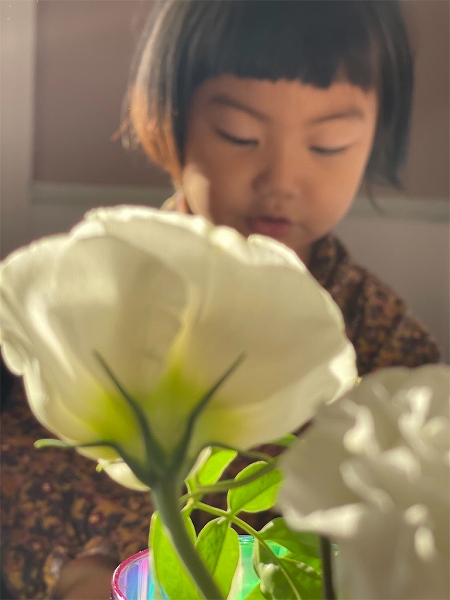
left=191, top=75, right=378, bottom=125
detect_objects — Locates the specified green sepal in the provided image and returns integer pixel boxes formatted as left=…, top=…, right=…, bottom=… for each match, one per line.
left=269, top=433, right=297, bottom=448
left=170, top=354, right=245, bottom=475
left=228, top=462, right=283, bottom=515
left=34, top=438, right=117, bottom=451
left=34, top=438, right=73, bottom=449
left=94, top=351, right=167, bottom=478
left=195, top=519, right=240, bottom=598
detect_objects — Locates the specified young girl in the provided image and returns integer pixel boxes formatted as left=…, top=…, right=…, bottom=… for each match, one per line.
left=1, top=2, right=440, bottom=598
left=126, top=0, right=440, bottom=375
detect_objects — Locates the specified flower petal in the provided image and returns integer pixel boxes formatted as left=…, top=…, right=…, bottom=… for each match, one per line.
left=278, top=365, right=450, bottom=600
left=1, top=232, right=190, bottom=466
left=2, top=206, right=358, bottom=490
left=99, top=460, right=150, bottom=491
left=84, top=207, right=357, bottom=453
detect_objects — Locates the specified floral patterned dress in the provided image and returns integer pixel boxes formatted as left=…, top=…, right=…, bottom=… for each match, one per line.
left=1, top=217, right=440, bottom=599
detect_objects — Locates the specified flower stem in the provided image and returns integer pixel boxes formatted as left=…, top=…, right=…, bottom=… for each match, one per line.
left=152, top=482, right=224, bottom=600
left=319, top=536, right=336, bottom=600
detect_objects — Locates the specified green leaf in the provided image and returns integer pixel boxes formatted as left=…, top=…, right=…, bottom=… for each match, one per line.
left=150, top=511, right=201, bottom=600
left=186, top=447, right=237, bottom=495
left=197, top=447, right=238, bottom=486
left=260, top=556, right=323, bottom=600
left=195, top=519, right=240, bottom=598
left=253, top=542, right=322, bottom=600
left=259, top=518, right=321, bottom=570
left=228, top=462, right=283, bottom=514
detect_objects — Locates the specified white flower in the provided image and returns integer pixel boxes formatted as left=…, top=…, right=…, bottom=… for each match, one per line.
left=0, top=206, right=356, bottom=490
left=278, top=364, right=450, bottom=600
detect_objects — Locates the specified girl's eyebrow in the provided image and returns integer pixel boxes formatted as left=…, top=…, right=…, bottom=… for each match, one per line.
left=209, top=95, right=269, bottom=121
left=308, top=108, right=366, bottom=125
left=209, top=94, right=366, bottom=124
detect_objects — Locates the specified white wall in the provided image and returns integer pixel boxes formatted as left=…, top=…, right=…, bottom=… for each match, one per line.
left=335, top=216, right=449, bottom=363
left=0, top=1, right=35, bottom=257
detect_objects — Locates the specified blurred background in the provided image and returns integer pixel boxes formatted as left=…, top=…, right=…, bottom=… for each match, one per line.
left=1, top=0, right=449, bottom=361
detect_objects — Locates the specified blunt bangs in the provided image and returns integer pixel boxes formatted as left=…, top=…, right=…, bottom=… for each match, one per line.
left=186, top=1, right=376, bottom=90
left=129, top=0, right=413, bottom=186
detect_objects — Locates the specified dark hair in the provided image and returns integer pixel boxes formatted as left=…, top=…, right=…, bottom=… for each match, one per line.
left=126, top=0, right=414, bottom=186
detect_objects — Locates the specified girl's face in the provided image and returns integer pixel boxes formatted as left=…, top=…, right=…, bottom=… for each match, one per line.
left=182, top=75, right=378, bottom=264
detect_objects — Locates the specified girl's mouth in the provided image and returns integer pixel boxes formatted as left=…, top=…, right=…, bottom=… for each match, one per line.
left=247, top=216, right=294, bottom=238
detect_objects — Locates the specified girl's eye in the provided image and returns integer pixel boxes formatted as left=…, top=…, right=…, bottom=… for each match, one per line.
left=216, top=129, right=258, bottom=147
left=310, top=146, right=348, bottom=156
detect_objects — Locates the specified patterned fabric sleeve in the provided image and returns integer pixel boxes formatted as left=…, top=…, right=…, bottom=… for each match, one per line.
left=309, top=233, right=441, bottom=376
left=1, top=381, right=153, bottom=600
left=360, top=301, right=441, bottom=373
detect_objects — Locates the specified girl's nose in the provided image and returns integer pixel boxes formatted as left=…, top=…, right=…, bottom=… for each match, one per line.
left=253, top=144, right=301, bottom=201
